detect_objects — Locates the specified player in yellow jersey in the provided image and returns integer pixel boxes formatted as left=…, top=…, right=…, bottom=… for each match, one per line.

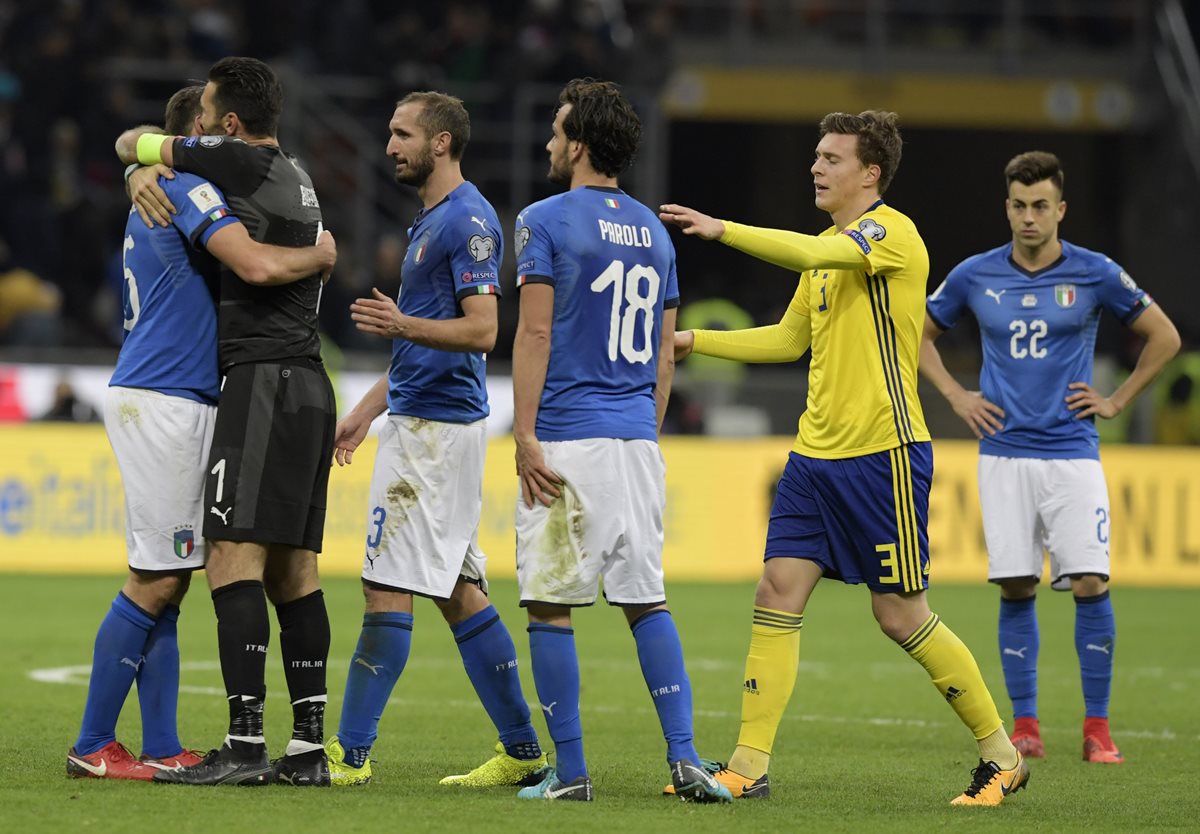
left=658, top=111, right=1028, bottom=807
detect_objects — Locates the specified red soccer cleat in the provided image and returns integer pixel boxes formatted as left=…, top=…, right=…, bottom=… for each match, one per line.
left=1011, top=716, right=1045, bottom=759
left=140, top=749, right=205, bottom=772
left=1083, top=717, right=1125, bottom=764
left=67, top=741, right=157, bottom=781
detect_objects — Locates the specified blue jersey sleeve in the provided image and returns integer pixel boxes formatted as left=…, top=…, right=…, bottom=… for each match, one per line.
left=925, top=259, right=973, bottom=330
left=161, top=174, right=239, bottom=249
left=515, top=203, right=555, bottom=287
left=1095, top=260, right=1152, bottom=325
left=664, top=245, right=680, bottom=309
left=446, top=209, right=502, bottom=301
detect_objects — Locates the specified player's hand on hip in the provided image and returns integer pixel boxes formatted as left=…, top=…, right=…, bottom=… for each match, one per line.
left=129, top=164, right=176, bottom=228
left=948, top=389, right=1005, bottom=439
left=332, top=412, right=371, bottom=466
left=1066, top=381, right=1119, bottom=419
left=351, top=288, right=405, bottom=339
left=515, top=435, right=562, bottom=508
left=674, top=330, right=695, bottom=361
left=658, top=204, right=726, bottom=240
left=317, top=230, right=337, bottom=283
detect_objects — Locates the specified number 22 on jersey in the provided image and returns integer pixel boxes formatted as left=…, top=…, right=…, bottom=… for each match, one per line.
left=590, top=259, right=660, bottom=364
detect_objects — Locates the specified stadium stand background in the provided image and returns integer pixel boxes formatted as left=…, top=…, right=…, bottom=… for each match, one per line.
left=0, top=0, right=1197, bottom=443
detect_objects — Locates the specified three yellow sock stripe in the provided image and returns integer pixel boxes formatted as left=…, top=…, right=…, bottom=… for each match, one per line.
left=900, top=613, right=940, bottom=654
left=752, top=607, right=804, bottom=633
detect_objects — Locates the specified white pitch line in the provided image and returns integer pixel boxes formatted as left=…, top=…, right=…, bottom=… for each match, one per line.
left=29, top=660, right=1197, bottom=742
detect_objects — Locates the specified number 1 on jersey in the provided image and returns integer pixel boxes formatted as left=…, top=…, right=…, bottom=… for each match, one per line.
left=590, top=259, right=660, bottom=364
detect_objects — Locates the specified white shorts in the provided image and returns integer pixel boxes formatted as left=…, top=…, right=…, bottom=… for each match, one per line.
left=104, top=386, right=216, bottom=571
left=978, top=455, right=1112, bottom=590
left=516, top=438, right=666, bottom=607
left=362, top=415, right=488, bottom=599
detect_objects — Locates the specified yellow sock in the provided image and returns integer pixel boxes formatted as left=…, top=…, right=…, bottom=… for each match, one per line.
left=728, top=607, right=802, bottom=779
left=977, top=727, right=1019, bottom=770
left=901, top=613, right=1007, bottom=749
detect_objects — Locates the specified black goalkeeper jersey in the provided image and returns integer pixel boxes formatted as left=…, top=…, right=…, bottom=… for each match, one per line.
left=171, top=135, right=324, bottom=371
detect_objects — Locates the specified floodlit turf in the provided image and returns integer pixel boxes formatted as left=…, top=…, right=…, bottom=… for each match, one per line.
left=2, top=574, right=1197, bottom=832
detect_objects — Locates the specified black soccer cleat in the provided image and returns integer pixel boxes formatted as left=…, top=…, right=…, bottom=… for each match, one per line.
left=152, top=745, right=273, bottom=786
left=272, top=748, right=331, bottom=787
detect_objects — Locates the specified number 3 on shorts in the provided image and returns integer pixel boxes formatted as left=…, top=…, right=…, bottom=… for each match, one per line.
left=366, top=505, right=386, bottom=549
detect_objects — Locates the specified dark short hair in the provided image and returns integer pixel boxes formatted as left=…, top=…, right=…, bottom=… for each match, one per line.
left=396, top=91, right=471, bottom=159
left=558, top=78, right=641, bottom=178
left=1004, top=150, right=1064, bottom=197
left=818, top=110, right=903, bottom=194
left=208, top=56, right=282, bottom=137
left=164, top=85, right=203, bottom=136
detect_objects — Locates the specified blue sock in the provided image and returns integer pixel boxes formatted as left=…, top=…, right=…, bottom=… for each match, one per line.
left=336, top=611, right=412, bottom=767
left=528, top=623, right=586, bottom=781
left=74, top=593, right=155, bottom=755
left=1075, top=591, right=1115, bottom=718
left=998, top=596, right=1039, bottom=719
left=631, top=610, right=699, bottom=764
left=136, top=603, right=183, bottom=758
left=452, top=605, right=540, bottom=759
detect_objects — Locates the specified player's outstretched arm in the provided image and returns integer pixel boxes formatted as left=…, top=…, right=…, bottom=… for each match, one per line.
left=658, top=204, right=726, bottom=240
left=333, top=375, right=388, bottom=466
left=1066, top=304, right=1181, bottom=420
left=206, top=226, right=336, bottom=286
left=350, top=290, right=496, bottom=351
left=690, top=289, right=812, bottom=364
left=512, top=283, right=562, bottom=508
left=115, top=127, right=173, bottom=167
left=919, top=316, right=1004, bottom=438
left=656, top=307, right=678, bottom=434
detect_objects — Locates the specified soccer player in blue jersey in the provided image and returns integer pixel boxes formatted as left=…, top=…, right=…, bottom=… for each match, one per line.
left=921, top=151, right=1180, bottom=764
left=322, top=92, right=546, bottom=788
left=660, top=111, right=1026, bottom=807
left=510, top=78, right=730, bottom=804
left=68, top=86, right=335, bottom=782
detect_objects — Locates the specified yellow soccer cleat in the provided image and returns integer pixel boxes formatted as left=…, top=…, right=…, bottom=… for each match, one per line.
left=950, top=752, right=1030, bottom=807
left=325, top=735, right=372, bottom=787
left=439, top=742, right=548, bottom=787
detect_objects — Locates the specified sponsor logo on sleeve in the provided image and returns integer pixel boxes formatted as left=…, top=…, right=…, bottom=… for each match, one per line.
left=843, top=228, right=872, bottom=254
left=183, top=136, right=198, bottom=148
left=1119, top=270, right=1138, bottom=292
left=300, top=185, right=320, bottom=208
left=461, top=270, right=498, bottom=284
left=187, top=183, right=224, bottom=213
left=468, top=234, right=496, bottom=263
left=198, top=135, right=224, bottom=148
left=515, top=226, right=530, bottom=258
left=857, top=218, right=887, bottom=241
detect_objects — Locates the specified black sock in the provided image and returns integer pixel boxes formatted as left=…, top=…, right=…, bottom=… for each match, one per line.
left=212, top=580, right=269, bottom=755
left=276, top=589, right=330, bottom=745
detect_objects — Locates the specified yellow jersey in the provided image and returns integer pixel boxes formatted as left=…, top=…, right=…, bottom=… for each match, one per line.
left=694, top=200, right=931, bottom=459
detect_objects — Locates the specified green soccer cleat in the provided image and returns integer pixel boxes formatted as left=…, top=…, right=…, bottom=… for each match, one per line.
left=325, top=735, right=372, bottom=787
left=439, top=742, right=549, bottom=787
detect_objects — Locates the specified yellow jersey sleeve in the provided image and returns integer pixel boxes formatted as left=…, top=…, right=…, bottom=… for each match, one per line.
left=692, top=272, right=812, bottom=363
left=720, top=221, right=867, bottom=273
left=838, top=212, right=918, bottom=277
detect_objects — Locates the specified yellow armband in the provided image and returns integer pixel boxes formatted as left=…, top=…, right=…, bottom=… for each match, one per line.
left=135, top=133, right=169, bottom=166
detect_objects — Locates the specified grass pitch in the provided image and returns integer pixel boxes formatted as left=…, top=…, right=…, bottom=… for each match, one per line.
left=2, top=575, right=1197, bottom=832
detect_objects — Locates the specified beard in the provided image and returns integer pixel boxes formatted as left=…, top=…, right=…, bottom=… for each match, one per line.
left=547, top=153, right=572, bottom=186
left=394, top=143, right=435, bottom=186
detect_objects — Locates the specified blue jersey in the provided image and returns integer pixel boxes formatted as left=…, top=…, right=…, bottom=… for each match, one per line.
left=516, top=186, right=680, bottom=441
left=110, top=172, right=237, bottom=404
left=926, top=240, right=1153, bottom=460
left=387, top=182, right=501, bottom=423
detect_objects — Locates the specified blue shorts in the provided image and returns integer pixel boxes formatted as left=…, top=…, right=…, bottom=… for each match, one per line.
left=765, top=442, right=932, bottom=593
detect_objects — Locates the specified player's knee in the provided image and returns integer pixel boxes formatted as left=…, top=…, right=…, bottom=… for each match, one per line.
left=1069, top=573, right=1108, bottom=597
left=997, top=576, right=1038, bottom=600
left=125, top=571, right=187, bottom=616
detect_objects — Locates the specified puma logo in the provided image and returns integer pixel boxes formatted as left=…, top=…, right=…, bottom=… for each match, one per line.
left=1002, top=647, right=1028, bottom=659
left=470, top=215, right=489, bottom=232
left=985, top=288, right=1007, bottom=304
left=120, top=656, right=143, bottom=671
left=209, top=506, right=231, bottom=524
left=1086, top=642, right=1112, bottom=655
left=354, top=657, right=383, bottom=676
left=540, top=701, right=557, bottom=717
